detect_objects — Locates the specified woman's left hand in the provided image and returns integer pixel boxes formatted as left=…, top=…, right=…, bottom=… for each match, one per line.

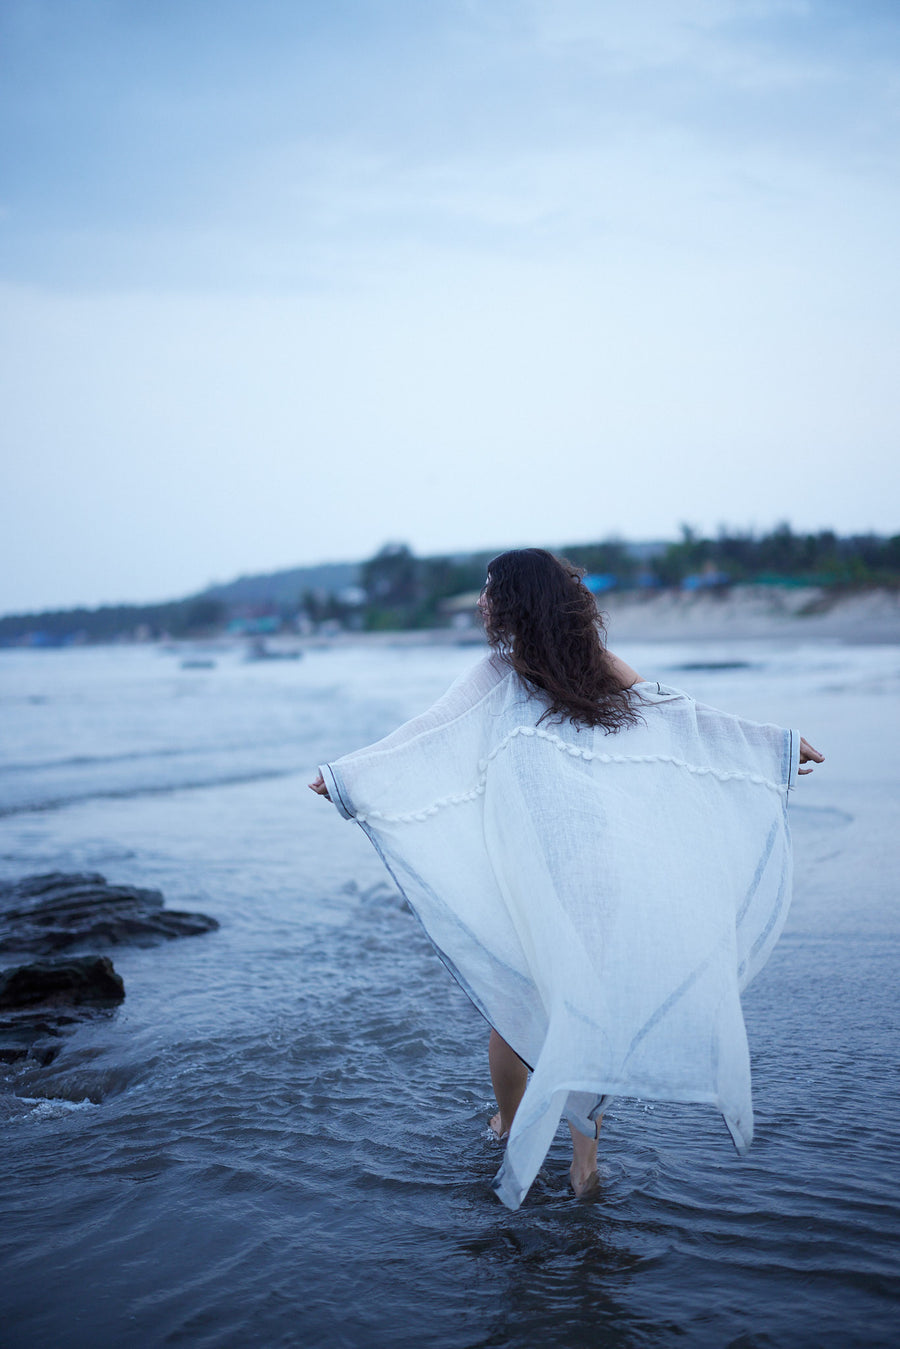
left=798, top=737, right=824, bottom=775
left=308, top=772, right=331, bottom=799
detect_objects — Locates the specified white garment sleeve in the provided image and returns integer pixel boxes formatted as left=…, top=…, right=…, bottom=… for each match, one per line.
left=319, top=652, right=509, bottom=819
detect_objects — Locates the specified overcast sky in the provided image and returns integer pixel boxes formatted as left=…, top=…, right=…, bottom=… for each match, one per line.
left=2, top=0, right=898, bottom=613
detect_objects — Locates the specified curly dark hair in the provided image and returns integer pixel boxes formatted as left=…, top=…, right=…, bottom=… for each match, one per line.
left=481, top=548, right=641, bottom=732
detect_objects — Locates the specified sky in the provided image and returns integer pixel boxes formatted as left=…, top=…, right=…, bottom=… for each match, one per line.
left=2, top=0, right=898, bottom=613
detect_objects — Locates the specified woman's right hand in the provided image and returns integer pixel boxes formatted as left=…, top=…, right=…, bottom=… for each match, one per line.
left=308, top=772, right=331, bottom=799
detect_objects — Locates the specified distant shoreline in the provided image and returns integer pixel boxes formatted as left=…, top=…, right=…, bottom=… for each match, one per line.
left=271, top=584, right=900, bottom=647
left=2, top=584, right=898, bottom=651
left=303, top=585, right=900, bottom=647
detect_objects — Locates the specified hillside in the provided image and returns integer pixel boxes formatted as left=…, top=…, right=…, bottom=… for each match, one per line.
left=199, top=561, right=360, bottom=607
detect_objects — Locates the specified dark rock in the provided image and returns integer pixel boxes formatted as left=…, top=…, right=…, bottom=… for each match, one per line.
left=0, top=871, right=219, bottom=955
left=0, top=1030, right=62, bottom=1067
left=0, top=955, right=124, bottom=1066
left=0, top=955, right=125, bottom=1010
left=0, top=873, right=217, bottom=1074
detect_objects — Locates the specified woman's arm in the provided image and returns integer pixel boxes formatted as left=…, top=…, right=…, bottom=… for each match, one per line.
left=607, top=641, right=823, bottom=775
left=605, top=649, right=824, bottom=777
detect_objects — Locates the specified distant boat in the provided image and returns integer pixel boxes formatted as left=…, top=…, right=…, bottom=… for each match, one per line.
left=180, top=658, right=217, bottom=670
left=244, top=639, right=302, bottom=662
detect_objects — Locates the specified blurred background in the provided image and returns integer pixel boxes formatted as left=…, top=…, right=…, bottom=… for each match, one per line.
left=2, top=0, right=898, bottom=622
left=2, top=8, right=900, bottom=1345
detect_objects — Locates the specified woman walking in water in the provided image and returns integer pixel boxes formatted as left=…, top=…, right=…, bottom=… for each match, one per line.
left=310, top=549, right=823, bottom=1207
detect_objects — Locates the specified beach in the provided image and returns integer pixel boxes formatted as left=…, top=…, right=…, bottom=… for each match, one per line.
left=1, top=633, right=898, bottom=1347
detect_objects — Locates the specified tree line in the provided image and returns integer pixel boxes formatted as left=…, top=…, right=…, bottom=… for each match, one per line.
left=646, top=524, right=900, bottom=589
left=1, top=526, right=897, bottom=644
left=0, top=596, right=229, bottom=647
left=354, top=528, right=900, bottom=630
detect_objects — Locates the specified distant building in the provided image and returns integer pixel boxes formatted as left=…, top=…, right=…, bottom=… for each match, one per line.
left=226, top=615, right=281, bottom=635
left=682, top=563, right=730, bottom=591
left=438, top=592, right=482, bottom=629
left=582, top=574, right=617, bottom=594
left=336, top=586, right=367, bottom=607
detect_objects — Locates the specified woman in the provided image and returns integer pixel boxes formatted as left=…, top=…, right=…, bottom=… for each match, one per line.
left=310, top=549, right=823, bottom=1208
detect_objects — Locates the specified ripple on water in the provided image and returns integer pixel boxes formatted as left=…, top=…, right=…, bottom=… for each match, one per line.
left=788, top=802, right=854, bottom=829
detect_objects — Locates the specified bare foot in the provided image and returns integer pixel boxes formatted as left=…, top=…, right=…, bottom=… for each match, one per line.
left=489, top=1111, right=509, bottom=1140
left=568, top=1119, right=600, bottom=1196
left=569, top=1161, right=600, bottom=1197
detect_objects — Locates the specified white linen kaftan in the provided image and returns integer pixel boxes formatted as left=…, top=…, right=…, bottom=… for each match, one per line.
left=320, top=653, right=799, bottom=1210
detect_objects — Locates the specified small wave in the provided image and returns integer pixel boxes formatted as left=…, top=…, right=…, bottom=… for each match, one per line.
left=0, top=767, right=302, bottom=818
left=788, top=803, right=854, bottom=828
left=670, top=661, right=760, bottom=672
left=18, top=1096, right=100, bottom=1120
left=1, top=748, right=191, bottom=775
left=1, top=740, right=293, bottom=776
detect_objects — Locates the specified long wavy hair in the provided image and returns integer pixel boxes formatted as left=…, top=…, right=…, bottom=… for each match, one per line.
left=481, top=548, right=641, bottom=732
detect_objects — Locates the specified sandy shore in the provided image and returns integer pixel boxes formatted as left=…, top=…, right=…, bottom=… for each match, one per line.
left=158, top=585, right=900, bottom=655
left=311, top=586, right=900, bottom=648
left=601, top=584, right=900, bottom=645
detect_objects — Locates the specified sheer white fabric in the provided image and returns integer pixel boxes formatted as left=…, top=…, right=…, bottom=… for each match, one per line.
left=321, top=654, right=798, bottom=1210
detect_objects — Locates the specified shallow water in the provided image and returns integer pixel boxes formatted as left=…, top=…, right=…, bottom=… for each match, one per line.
left=1, top=640, right=898, bottom=1347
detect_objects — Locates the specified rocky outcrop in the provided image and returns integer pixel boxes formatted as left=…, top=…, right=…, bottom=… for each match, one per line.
left=0, top=871, right=219, bottom=956
left=0, top=955, right=124, bottom=1066
left=0, top=955, right=125, bottom=1010
left=0, top=872, right=218, bottom=1068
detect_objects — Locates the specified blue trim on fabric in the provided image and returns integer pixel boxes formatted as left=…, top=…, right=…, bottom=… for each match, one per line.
left=622, top=948, right=719, bottom=1068
left=355, top=820, right=536, bottom=1069
left=745, top=848, right=790, bottom=969
left=320, top=762, right=354, bottom=820
left=736, top=817, right=780, bottom=928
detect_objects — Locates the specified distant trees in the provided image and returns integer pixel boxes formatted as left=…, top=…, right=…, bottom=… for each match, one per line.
left=361, top=544, right=421, bottom=627
left=184, top=598, right=226, bottom=632
left=300, top=588, right=359, bottom=628
left=354, top=527, right=900, bottom=632
left=0, top=596, right=227, bottom=646
left=2, top=527, right=898, bottom=645
left=360, top=543, right=488, bottom=630
left=560, top=540, right=639, bottom=586
left=651, top=524, right=900, bottom=588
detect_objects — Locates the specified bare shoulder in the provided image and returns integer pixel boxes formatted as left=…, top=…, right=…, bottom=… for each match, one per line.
left=605, top=649, right=644, bottom=689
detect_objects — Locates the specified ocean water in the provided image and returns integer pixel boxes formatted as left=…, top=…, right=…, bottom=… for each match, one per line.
left=1, top=638, right=898, bottom=1348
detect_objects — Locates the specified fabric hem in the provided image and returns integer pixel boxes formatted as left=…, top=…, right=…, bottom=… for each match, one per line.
left=787, top=727, right=801, bottom=791
left=320, top=763, right=353, bottom=819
